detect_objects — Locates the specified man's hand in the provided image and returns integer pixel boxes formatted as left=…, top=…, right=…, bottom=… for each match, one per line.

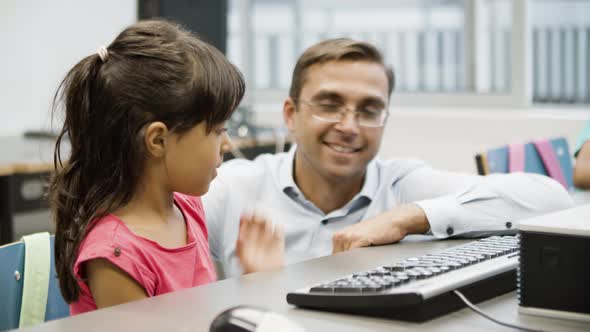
left=236, top=211, right=284, bottom=274
left=332, top=204, right=429, bottom=253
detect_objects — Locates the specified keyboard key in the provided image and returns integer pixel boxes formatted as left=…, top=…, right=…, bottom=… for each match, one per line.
left=384, top=264, right=406, bottom=271
left=396, top=275, right=410, bottom=283
left=438, top=266, right=451, bottom=273
left=426, top=267, right=442, bottom=275
left=361, top=284, right=384, bottom=292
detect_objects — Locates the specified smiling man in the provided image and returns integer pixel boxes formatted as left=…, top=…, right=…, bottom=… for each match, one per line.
left=203, top=38, right=574, bottom=277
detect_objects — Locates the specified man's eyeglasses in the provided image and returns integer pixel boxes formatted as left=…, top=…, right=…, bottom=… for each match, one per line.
left=297, top=99, right=389, bottom=128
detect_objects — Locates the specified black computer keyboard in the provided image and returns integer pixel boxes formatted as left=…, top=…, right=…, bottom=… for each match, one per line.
left=287, top=235, right=520, bottom=322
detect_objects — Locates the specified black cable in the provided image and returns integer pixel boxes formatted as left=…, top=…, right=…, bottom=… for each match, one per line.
left=453, top=290, right=544, bottom=332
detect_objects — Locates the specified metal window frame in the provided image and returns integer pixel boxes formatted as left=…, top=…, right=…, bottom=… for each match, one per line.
left=238, top=0, right=533, bottom=109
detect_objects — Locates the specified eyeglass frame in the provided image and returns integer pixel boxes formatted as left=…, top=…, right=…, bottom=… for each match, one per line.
left=294, top=98, right=390, bottom=128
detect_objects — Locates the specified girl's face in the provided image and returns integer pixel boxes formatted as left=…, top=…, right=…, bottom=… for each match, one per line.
left=164, top=121, right=230, bottom=196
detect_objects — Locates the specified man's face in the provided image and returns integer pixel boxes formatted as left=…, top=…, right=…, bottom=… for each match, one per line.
left=284, top=60, right=389, bottom=182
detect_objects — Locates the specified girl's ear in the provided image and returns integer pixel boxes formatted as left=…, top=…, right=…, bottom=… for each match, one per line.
left=144, top=122, right=169, bottom=158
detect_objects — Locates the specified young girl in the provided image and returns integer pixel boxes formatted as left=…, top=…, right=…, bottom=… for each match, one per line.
left=49, top=20, right=283, bottom=314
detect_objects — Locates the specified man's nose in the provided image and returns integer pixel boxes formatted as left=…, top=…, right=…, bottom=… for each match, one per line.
left=335, top=110, right=361, bottom=134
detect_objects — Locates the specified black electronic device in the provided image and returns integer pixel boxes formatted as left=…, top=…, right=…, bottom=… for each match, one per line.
left=518, top=206, right=590, bottom=322
left=287, top=235, right=520, bottom=321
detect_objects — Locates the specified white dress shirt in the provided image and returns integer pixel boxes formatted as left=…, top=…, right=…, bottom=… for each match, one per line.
left=203, top=147, right=574, bottom=277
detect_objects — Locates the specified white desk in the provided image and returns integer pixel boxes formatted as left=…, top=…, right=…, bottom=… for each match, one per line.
left=19, top=234, right=589, bottom=332
left=571, top=190, right=590, bottom=206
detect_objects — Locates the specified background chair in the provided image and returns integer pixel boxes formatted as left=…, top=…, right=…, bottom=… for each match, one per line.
left=475, top=136, right=574, bottom=190
left=0, top=233, right=69, bottom=331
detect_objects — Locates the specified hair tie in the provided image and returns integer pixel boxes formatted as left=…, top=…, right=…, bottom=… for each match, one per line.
left=97, top=46, right=109, bottom=62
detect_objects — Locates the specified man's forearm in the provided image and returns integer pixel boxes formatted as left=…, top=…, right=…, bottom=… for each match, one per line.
left=332, top=204, right=431, bottom=253
left=574, top=161, right=590, bottom=190
left=395, top=204, right=430, bottom=236
left=574, top=143, right=590, bottom=190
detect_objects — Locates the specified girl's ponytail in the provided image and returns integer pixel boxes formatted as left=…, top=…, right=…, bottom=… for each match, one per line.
left=50, top=53, right=104, bottom=303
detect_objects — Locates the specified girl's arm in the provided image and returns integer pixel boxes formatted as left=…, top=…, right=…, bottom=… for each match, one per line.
left=86, top=258, right=148, bottom=308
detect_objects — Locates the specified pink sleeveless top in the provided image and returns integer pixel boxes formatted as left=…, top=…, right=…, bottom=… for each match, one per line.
left=70, top=193, right=217, bottom=315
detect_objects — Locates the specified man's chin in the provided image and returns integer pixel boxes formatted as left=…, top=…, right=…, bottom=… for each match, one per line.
left=321, top=164, right=366, bottom=182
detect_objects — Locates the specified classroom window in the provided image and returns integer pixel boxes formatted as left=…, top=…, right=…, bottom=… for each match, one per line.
left=532, top=0, right=590, bottom=104
left=228, top=0, right=590, bottom=106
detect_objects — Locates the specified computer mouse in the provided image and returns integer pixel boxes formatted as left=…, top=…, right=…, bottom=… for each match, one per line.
left=209, top=305, right=305, bottom=332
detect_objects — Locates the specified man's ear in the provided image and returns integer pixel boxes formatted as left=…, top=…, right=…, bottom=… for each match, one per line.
left=283, top=97, right=297, bottom=132
left=144, top=122, right=169, bottom=158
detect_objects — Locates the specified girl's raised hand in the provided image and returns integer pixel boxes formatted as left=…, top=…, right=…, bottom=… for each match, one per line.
left=236, top=211, right=284, bottom=274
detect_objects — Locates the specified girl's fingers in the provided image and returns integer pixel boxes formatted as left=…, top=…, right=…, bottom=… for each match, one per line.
left=273, top=223, right=285, bottom=248
left=237, top=209, right=286, bottom=273
left=252, top=211, right=273, bottom=243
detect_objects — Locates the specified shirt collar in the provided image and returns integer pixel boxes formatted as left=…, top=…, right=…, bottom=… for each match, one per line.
left=278, top=145, right=379, bottom=202
left=357, top=158, right=379, bottom=201
left=278, top=144, right=299, bottom=192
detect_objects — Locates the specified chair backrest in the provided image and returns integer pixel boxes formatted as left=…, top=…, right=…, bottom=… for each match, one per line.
left=0, top=234, right=69, bottom=331
left=475, top=137, right=574, bottom=190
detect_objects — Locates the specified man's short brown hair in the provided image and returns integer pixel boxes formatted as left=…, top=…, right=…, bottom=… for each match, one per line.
left=288, top=38, right=395, bottom=101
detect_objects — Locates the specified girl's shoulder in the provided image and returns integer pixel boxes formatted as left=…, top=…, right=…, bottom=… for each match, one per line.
left=83, top=214, right=129, bottom=246
left=173, top=192, right=204, bottom=217
left=73, top=214, right=159, bottom=299
left=173, top=192, right=207, bottom=237
left=77, top=214, right=142, bottom=259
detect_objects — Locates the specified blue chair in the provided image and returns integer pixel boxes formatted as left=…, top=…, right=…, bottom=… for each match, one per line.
left=0, top=233, right=69, bottom=330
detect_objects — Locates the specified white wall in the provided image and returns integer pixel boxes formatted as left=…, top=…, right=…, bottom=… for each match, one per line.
left=252, top=105, right=590, bottom=173
left=379, top=107, right=588, bottom=173
left=0, top=0, right=137, bottom=136
left=1, top=0, right=588, bottom=175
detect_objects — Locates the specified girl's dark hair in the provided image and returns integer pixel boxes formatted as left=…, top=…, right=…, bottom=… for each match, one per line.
left=49, top=19, right=245, bottom=303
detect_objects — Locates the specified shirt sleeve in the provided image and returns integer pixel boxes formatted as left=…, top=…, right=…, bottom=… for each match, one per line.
left=394, top=166, right=575, bottom=238
left=202, top=171, right=231, bottom=262
left=74, top=227, right=157, bottom=296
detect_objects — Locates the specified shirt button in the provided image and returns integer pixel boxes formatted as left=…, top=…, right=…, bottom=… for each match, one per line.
left=446, top=227, right=454, bottom=236
left=506, top=222, right=513, bottom=229
left=114, top=247, right=122, bottom=257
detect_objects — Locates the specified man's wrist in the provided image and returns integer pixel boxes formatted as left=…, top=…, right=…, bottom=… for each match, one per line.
left=397, top=204, right=430, bottom=235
